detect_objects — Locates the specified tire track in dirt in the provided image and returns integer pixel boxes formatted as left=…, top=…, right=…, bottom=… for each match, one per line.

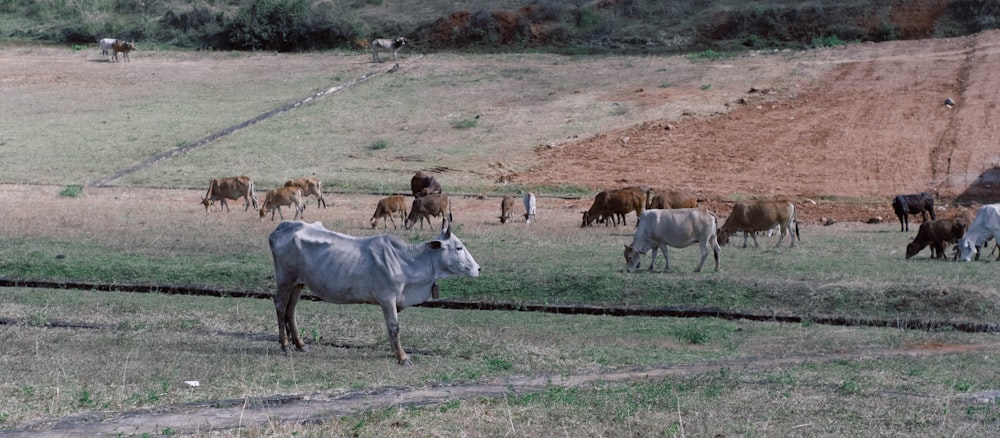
left=5, top=342, right=998, bottom=437
left=87, top=59, right=420, bottom=187
left=930, top=34, right=975, bottom=194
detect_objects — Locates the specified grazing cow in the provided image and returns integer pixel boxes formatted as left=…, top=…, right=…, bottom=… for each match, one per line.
left=99, top=38, right=117, bottom=60
left=499, top=195, right=515, bottom=224
left=891, top=192, right=936, bottom=232
left=405, top=193, right=450, bottom=230
left=957, top=204, right=1000, bottom=261
left=410, top=171, right=442, bottom=197
left=268, top=221, right=480, bottom=365
left=284, top=177, right=326, bottom=209
left=370, top=195, right=408, bottom=229
left=201, top=176, right=258, bottom=213
left=259, top=186, right=304, bottom=221
left=111, top=40, right=135, bottom=62
left=624, top=208, right=721, bottom=273
left=905, top=218, right=968, bottom=260
left=718, top=200, right=799, bottom=248
left=352, top=38, right=370, bottom=53
left=371, top=37, right=407, bottom=62
left=523, top=192, right=537, bottom=223
left=581, top=186, right=646, bottom=227
left=646, top=190, right=698, bottom=209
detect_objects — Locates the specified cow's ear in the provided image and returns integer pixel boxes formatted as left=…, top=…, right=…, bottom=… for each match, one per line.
left=426, top=240, right=443, bottom=250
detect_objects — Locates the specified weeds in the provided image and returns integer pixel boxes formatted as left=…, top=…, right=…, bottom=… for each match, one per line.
left=451, top=119, right=477, bottom=129
left=59, top=185, right=83, bottom=198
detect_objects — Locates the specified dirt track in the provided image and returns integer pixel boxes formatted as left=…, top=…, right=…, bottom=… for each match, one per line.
left=518, top=30, right=1000, bottom=209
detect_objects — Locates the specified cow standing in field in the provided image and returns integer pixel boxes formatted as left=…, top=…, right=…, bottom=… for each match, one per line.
left=646, top=189, right=698, bottom=209
left=905, top=218, right=968, bottom=260
left=111, top=40, right=135, bottom=62
left=405, top=193, right=450, bottom=230
left=284, top=177, right=326, bottom=209
left=99, top=38, right=117, bottom=60
left=370, top=195, right=408, bottom=229
left=371, top=37, right=407, bottom=63
left=201, top=176, right=258, bottom=213
left=717, top=200, right=799, bottom=248
left=499, top=195, right=515, bottom=224
left=268, top=221, right=480, bottom=365
left=410, top=171, right=442, bottom=198
left=957, top=203, right=1000, bottom=261
left=259, top=186, right=304, bottom=221
left=891, top=192, right=936, bottom=232
left=624, top=208, right=721, bottom=273
left=582, top=186, right=646, bottom=227
left=523, top=192, right=537, bottom=223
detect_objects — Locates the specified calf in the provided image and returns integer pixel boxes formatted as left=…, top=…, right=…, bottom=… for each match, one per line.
left=405, top=193, right=450, bottom=230
left=201, top=176, right=257, bottom=213
left=284, top=177, right=326, bottom=209
left=371, top=37, right=407, bottom=62
left=370, top=195, right=408, bottom=229
left=523, top=192, right=537, bottom=223
left=718, top=200, right=799, bottom=248
left=905, top=218, right=967, bottom=259
left=111, top=40, right=135, bottom=62
left=259, top=186, right=304, bottom=221
left=891, top=192, right=935, bottom=232
left=582, top=186, right=646, bottom=227
left=499, top=195, right=515, bottom=224
left=410, top=171, right=442, bottom=198
left=624, top=208, right=721, bottom=272
left=646, top=190, right=698, bottom=209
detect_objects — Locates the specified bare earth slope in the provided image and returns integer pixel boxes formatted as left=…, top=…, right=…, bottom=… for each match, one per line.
left=518, top=31, right=1000, bottom=206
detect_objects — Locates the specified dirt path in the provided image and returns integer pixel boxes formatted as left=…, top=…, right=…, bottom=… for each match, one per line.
left=5, top=342, right=997, bottom=437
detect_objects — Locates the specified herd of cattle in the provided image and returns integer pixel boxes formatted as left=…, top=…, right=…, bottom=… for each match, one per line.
left=201, top=174, right=1000, bottom=365
left=98, top=38, right=135, bottom=62
left=98, top=36, right=405, bottom=64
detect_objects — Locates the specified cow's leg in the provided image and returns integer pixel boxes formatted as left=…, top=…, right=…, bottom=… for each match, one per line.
left=694, top=242, right=709, bottom=272
left=711, top=239, right=721, bottom=272
left=661, top=246, right=671, bottom=272
left=275, top=283, right=307, bottom=353
left=380, top=300, right=412, bottom=366
left=647, top=247, right=659, bottom=271
left=775, top=226, right=788, bottom=248
left=220, top=199, right=230, bottom=213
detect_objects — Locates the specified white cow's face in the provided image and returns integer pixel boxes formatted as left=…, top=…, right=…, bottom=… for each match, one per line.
left=623, top=245, right=642, bottom=271
left=958, top=239, right=977, bottom=262
left=429, top=227, right=480, bottom=277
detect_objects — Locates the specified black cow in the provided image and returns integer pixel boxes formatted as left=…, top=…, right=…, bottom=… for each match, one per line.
left=891, top=192, right=935, bottom=232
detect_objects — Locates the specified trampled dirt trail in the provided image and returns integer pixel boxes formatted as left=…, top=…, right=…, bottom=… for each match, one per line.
left=517, top=31, right=1000, bottom=218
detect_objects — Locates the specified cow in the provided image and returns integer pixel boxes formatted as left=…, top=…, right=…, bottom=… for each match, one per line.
left=717, top=200, right=799, bottom=248
left=201, top=176, right=258, bottom=213
left=405, top=193, right=450, bottom=230
left=523, top=192, right=537, bottom=223
left=624, top=208, right=721, bottom=273
left=352, top=38, right=370, bottom=53
left=370, top=195, right=408, bottom=229
left=259, top=186, right=304, bottom=221
left=646, top=190, right=698, bottom=209
left=284, top=177, right=326, bottom=209
left=581, top=186, right=646, bottom=227
left=891, top=192, right=936, bottom=232
left=905, top=218, right=968, bottom=260
left=371, top=37, right=407, bottom=63
left=268, top=221, right=480, bottom=365
left=957, top=204, right=1000, bottom=262
left=111, top=40, right=135, bottom=62
left=410, top=171, right=442, bottom=198
left=499, top=195, right=515, bottom=224
left=99, top=38, right=117, bottom=60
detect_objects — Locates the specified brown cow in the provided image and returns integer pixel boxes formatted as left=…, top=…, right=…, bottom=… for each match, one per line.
left=499, top=195, right=515, bottom=224
left=718, top=200, right=799, bottom=248
left=111, top=40, right=135, bottom=62
left=410, top=171, right=442, bottom=198
left=906, top=218, right=968, bottom=259
left=201, top=176, right=257, bottom=213
left=259, top=186, right=304, bottom=221
left=581, top=186, right=646, bottom=227
left=405, top=193, right=450, bottom=230
left=370, top=195, right=408, bottom=229
left=284, top=177, right=326, bottom=209
left=646, top=190, right=698, bottom=209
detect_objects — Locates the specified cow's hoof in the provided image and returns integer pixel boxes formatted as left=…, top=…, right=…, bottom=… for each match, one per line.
left=398, top=357, right=413, bottom=366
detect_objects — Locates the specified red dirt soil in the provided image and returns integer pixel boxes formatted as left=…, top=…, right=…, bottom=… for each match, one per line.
left=515, top=30, right=1000, bottom=224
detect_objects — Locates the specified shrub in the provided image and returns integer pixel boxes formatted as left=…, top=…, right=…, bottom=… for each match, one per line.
left=227, top=0, right=313, bottom=51
left=452, top=119, right=477, bottom=129
left=59, top=185, right=83, bottom=198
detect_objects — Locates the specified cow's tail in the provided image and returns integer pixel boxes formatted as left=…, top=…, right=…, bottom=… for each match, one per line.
left=248, top=179, right=259, bottom=210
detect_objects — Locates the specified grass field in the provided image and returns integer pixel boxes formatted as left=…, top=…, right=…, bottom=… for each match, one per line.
left=1, top=44, right=999, bottom=435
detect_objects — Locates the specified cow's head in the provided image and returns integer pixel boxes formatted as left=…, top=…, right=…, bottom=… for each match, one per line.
left=904, top=240, right=921, bottom=259
left=200, top=197, right=212, bottom=211
left=623, top=244, right=643, bottom=271
left=957, top=237, right=978, bottom=262
left=716, top=229, right=731, bottom=246
left=428, top=225, right=481, bottom=278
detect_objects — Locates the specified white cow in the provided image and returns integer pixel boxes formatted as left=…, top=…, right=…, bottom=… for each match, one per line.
left=523, top=192, right=537, bottom=223
left=957, top=203, right=1000, bottom=262
left=624, top=208, right=721, bottom=272
left=99, top=38, right=117, bottom=60
left=371, top=37, right=406, bottom=62
left=268, top=221, right=480, bottom=365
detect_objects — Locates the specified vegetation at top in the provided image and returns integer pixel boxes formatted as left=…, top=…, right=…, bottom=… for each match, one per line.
left=3, top=0, right=1000, bottom=54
